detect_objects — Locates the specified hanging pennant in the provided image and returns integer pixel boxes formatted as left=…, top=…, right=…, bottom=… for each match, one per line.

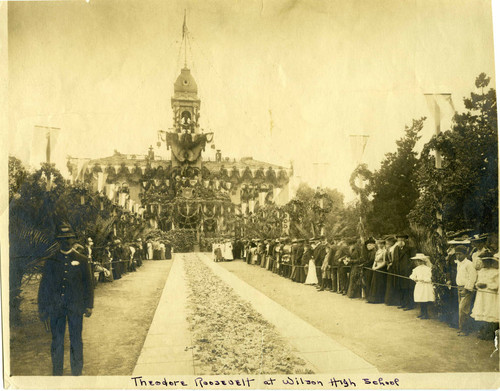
left=119, top=193, right=126, bottom=207
left=97, top=172, right=105, bottom=192
left=241, top=202, right=248, bottom=215
left=273, top=187, right=280, bottom=201
left=259, top=191, right=267, bottom=206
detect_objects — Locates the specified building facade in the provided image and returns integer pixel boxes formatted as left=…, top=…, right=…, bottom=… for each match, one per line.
left=67, top=66, right=293, bottom=240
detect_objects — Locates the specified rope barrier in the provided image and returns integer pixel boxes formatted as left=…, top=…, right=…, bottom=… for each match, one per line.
left=361, top=266, right=499, bottom=296
left=244, top=253, right=498, bottom=296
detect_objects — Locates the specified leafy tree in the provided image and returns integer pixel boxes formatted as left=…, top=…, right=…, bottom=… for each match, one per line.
left=409, top=73, right=498, bottom=233
left=285, top=183, right=348, bottom=240
left=8, top=156, right=29, bottom=202
left=8, top=160, right=147, bottom=326
left=365, top=118, right=425, bottom=235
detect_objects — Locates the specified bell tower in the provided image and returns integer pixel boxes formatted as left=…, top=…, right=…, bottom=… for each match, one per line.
left=163, top=12, right=213, bottom=175
left=171, top=67, right=201, bottom=134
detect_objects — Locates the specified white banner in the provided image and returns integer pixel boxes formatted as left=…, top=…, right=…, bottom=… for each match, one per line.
left=106, top=184, right=116, bottom=201
left=259, top=191, right=267, bottom=206
left=349, top=135, right=369, bottom=167
left=119, top=193, right=126, bottom=207
left=97, top=172, right=105, bottom=192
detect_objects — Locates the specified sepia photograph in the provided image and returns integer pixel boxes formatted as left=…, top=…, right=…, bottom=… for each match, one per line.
left=2, top=0, right=500, bottom=389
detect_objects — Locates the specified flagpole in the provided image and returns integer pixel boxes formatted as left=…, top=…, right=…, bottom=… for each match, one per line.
left=183, top=10, right=187, bottom=67
left=349, top=134, right=370, bottom=241
left=423, top=93, right=453, bottom=238
left=35, top=125, right=61, bottom=190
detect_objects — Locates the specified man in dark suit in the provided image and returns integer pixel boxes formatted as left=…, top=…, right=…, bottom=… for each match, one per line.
left=38, top=223, right=94, bottom=376
left=393, top=233, right=416, bottom=310
left=313, top=237, right=327, bottom=287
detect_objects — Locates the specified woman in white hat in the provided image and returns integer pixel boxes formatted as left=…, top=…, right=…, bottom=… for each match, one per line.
left=409, top=253, right=435, bottom=319
left=471, top=251, right=499, bottom=340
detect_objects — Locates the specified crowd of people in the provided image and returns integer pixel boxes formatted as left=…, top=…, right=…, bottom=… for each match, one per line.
left=212, top=239, right=237, bottom=262
left=229, top=232, right=499, bottom=340
left=76, top=237, right=172, bottom=285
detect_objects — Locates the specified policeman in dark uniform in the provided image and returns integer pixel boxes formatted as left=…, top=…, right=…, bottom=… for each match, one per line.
left=38, top=223, right=94, bottom=376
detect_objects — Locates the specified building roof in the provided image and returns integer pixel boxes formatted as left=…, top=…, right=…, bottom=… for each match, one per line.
left=173, top=67, right=198, bottom=96
left=68, top=152, right=291, bottom=179
left=203, top=157, right=287, bottom=171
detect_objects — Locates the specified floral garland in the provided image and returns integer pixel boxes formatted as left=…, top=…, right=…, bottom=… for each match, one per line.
left=349, top=164, right=372, bottom=195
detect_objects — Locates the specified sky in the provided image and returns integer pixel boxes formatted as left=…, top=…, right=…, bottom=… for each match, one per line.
left=7, top=0, right=496, bottom=200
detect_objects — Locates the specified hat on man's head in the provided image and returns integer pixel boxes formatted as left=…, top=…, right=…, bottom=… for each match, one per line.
left=454, top=245, right=468, bottom=255
left=364, top=237, right=376, bottom=245
left=479, top=251, right=498, bottom=262
left=470, top=233, right=489, bottom=243
left=56, top=222, right=76, bottom=239
left=385, top=236, right=397, bottom=244
left=396, top=233, right=409, bottom=239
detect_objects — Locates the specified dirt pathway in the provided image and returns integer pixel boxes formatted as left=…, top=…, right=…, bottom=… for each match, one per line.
left=219, top=259, right=499, bottom=373
left=10, top=259, right=172, bottom=376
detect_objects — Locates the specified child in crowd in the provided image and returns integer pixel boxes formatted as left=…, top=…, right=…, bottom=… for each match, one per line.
left=409, top=253, right=435, bottom=319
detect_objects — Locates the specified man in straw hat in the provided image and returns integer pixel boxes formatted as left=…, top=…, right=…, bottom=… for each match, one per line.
left=38, top=222, right=94, bottom=375
left=454, top=245, right=478, bottom=336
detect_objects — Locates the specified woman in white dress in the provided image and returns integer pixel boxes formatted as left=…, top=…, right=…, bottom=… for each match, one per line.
left=147, top=241, right=153, bottom=260
left=223, top=240, right=234, bottom=261
left=304, top=242, right=318, bottom=285
left=471, top=252, right=498, bottom=339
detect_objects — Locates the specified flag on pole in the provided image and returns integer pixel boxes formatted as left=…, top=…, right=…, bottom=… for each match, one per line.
left=424, top=93, right=455, bottom=169
left=182, top=10, right=187, bottom=39
left=349, top=135, right=369, bottom=167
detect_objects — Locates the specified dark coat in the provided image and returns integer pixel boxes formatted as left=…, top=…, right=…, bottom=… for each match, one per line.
left=38, top=249, right=94, bottom=316
left=392, top=244, right=415, bottom=289
left=313, top=244, right=327, bottom=266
